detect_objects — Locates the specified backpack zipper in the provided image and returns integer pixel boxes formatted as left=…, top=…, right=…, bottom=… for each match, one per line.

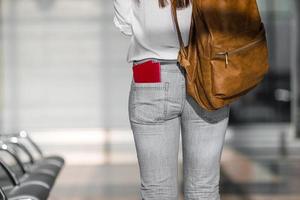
left=214, top=35, right=265, bottom=67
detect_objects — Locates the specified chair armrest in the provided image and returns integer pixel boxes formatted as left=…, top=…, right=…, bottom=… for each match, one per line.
left=0, top=186, right=8, bottom=200
left=20, top=131, right=44, bottom=157
left=0, top=159, right=19, bottom=186
left=16, top=131, right=44, bottom=158
left=0, top=143, right=26, bottom=174
left=1, top=131, right=43, bottom=159
left=6, top=140, right=35, bottom=165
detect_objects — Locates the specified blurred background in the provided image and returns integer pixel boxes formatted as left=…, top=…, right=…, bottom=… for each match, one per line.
left=0, top=0, right=300, bottom=200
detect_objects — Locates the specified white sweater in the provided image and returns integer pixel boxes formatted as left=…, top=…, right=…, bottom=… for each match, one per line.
left=113, top=0, right=192, bottom=63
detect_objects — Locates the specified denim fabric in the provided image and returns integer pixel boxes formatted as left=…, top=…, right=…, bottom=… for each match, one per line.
left=128, top=58, right=230, bottom=200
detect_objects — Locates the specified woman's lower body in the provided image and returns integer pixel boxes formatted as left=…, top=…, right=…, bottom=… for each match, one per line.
left=128, top=58, right=230, bottom=200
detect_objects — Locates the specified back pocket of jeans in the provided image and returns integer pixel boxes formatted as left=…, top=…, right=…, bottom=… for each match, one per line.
left=130, top=81, right=169, bottom=124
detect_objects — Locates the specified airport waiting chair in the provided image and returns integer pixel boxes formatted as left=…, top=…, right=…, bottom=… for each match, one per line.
left=2, top=131, right=64, bottom=167
left=0, top=142, right=58, bottom=189
left=0, top=158, right=50, bottom=200
left=0, top=137, right=62, bottom=178
left=0, top=131, right=65, bottom=200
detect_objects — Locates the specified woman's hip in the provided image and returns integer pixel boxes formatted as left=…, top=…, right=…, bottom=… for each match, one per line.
left=129, top=58, right=186, bottom=125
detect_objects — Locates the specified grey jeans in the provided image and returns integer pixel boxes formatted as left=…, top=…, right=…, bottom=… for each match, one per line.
left=128, top=58, right=230, bottom=200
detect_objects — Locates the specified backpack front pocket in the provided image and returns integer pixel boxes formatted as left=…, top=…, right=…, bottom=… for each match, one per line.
left=210, top=24, right=269, bottom=99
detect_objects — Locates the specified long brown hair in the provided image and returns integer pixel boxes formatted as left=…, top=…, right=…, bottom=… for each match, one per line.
left=159, top=0, right=190, bottom=8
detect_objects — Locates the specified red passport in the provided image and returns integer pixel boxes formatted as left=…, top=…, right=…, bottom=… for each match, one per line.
left=133, top=60, right=161, bottom=83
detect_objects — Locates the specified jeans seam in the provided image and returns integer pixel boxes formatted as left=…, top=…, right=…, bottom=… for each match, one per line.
left=179, top=84, right=186, bottom=115
left=163, top=82, right=169, bottom=119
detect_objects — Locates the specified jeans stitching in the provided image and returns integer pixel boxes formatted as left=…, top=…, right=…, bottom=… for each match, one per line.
left=178, top=88, right=184, bottom=116
left=163, top=82, right=169, bottom=119
left=132, top=83, right=166, bottom=90
left=179, top=72, right=186, bottom=115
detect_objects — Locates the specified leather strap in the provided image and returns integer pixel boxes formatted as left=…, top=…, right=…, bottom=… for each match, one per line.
left=171, top=1, right=185, bottom=50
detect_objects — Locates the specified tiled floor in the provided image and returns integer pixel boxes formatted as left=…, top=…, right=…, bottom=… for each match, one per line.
left=48, top=146, right=300, bottom=200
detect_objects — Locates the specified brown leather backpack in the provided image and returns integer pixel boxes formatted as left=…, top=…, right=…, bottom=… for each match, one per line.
left=171, top=0, right=270, bottom=111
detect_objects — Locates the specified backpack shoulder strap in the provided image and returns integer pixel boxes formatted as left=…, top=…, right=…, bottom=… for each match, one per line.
left=171, top=2, right=185, bottom=49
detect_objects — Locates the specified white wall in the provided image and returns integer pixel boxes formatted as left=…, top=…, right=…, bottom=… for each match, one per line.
left=1, top=0, right=132, bottom=132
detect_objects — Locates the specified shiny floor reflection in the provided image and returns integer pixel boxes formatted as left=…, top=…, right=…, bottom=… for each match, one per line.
left=48, top=146, right=300, bottom=200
